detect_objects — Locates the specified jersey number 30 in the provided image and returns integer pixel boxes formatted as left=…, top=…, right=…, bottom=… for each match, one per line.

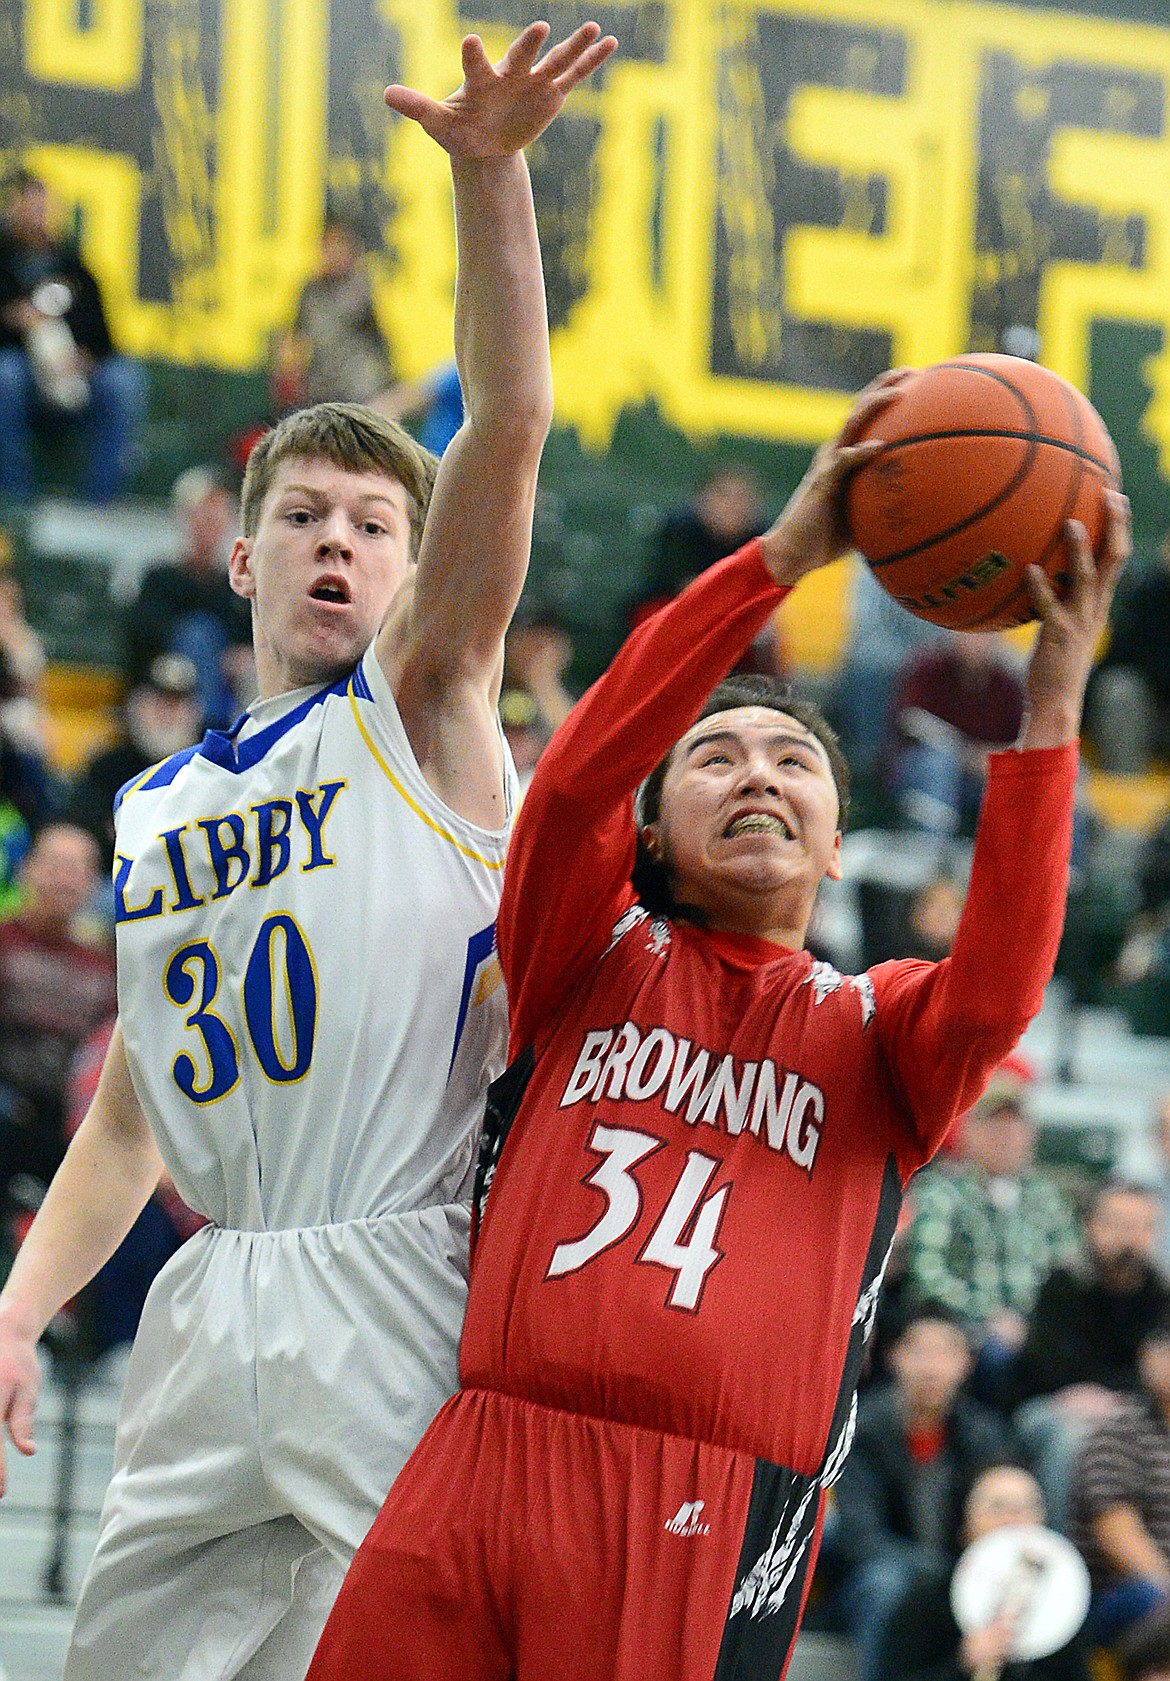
left=164, top=913, right=318, bottom=1102
left=547, top=1122, right=729, bottom=1312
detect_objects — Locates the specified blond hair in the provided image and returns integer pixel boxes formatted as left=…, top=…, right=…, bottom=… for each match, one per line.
left=241, top=402, right=439, bottom=556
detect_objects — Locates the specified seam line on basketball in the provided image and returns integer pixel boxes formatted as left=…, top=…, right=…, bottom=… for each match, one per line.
left=862, top=431, right=1039, bottom=567
left=869, top=428, right=1113, bottom=473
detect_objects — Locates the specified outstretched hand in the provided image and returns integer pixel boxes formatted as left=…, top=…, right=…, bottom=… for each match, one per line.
left=385, top=21, right=618, bottom=157
left=1018, top=489, right=1129, bottom=749
left=758, top=368, right=916, bottom=588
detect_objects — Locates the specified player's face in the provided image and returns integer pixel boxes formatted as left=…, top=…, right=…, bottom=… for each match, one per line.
left=646, top=706, right=842, bottom=941
left=229, top=457, right=414, bottom=698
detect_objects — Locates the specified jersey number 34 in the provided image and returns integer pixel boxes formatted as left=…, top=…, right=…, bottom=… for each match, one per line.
left=546, top=1122, right=729, bottom=1313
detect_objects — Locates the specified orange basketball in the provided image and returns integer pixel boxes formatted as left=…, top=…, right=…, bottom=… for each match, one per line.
left=845, top=354, right=1121, bottom=631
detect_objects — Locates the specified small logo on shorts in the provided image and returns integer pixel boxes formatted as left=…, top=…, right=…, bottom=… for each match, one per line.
left=665, top=1499, right=710, bottom=1537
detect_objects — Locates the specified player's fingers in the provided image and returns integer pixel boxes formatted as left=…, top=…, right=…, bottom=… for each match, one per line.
left=838, top=381, right=902, bottom=447
left=834, top=438, right=885, bottom=476
left=461, top=33, right=495, bottom=84
left=501, top=20, right=552, bottom=76
left=1059, top=519, right=1096, bottom=609
left=871, top=366, right=915, bottom=391
left=538, top=20, right=602, bottom=77
left=384, top=85, right=445, bottom=126
left=8, top=1393, right=35, bottom=1457
left=1024, top=562, right=1061, bottom=624
left=1101, top=489, right=1132, bottom=572
left=552, top=34, right=618, bottom=92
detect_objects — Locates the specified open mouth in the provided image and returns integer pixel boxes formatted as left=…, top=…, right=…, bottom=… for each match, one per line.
left=309, top=577, right=351, bottom=605
left=724, top=812, right=791, bottom=839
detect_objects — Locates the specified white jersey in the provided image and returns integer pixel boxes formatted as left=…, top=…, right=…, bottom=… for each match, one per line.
left=112, top=644, right=514, bottom=1233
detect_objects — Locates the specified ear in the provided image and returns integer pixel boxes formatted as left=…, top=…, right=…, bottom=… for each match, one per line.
left=640, top=823, right=662, bottom=862
left=228, top=536, right=255, bottom=601
left=824, top=829, right=843, bottom=883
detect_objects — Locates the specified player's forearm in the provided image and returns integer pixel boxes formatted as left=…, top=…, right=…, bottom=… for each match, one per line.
left=945, top=744, right=1075, bottom=1018
left=879, top=745, right=1075, bottom=1152
left=0, top=1041, right=163, bottom=1345
left=1016, top=694, right=1082, bottom=751
left=450, top=153, right=552, bottom=445
left=499, top=545, right=787, bottom=1039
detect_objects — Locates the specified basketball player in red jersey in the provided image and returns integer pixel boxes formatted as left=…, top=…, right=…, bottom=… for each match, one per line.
left=308, top=374, right=1130, bottom=1681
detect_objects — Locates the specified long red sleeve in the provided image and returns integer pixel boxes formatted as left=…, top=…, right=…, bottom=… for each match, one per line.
left=499, top=542, right=787, bottom=1052
left=870, top=741, right=1077, bottom=1165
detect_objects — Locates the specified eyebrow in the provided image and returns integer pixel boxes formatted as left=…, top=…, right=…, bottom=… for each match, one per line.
left=682, top=727, right=826, bottom=761
left=276, top=483, right=400, bottom=511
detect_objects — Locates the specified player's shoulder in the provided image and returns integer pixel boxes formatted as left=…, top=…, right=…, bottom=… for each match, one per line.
left=113, top=743, right=205, bottom=818
left=800, top=957, right=878, bottom=1030
left=115, top=667, right=365, bottom=821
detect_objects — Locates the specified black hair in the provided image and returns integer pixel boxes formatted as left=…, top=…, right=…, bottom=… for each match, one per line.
left=890, top=1297, right=971, bottom=1345
left=1089, top=1176, right=1160, bottom=1218
left=630, top=674, right=850, bottom=922
left=1, top=167, right=45, bottom=201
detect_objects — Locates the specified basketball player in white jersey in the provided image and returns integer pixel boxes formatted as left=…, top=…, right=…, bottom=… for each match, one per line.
left=0, top=21, right=617, bottom=1680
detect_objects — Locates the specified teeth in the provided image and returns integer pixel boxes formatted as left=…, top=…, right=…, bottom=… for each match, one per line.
left=727, top=814, right=789, bottom=838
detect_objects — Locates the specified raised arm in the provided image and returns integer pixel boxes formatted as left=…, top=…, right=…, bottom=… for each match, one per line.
left=0, top=1022, right=163, bottom=1494
left=873, top=494, right=1130, bottom=1161
left=377, top=22, right=616, bottom=824
left=500, top=377, right=907, bottom=1050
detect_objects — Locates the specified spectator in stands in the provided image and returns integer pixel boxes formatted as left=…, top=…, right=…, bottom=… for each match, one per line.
left=832, top=560, right=947, bottom=782
left=1086, top=533, right=1170, bottom=774
left=826, top=1301, right=1016, bottom=1681
left=0, top=168, right=146, bottom=504
left=271, top=214, right=394, bottom=412
left=878, top=1462, right=1090, bottom=1681
left=644, top=462, right=766, bottom=601
left=907, top=1055, right=1080, bottom=1397
left=1114, top=821, right=1170, bottom=1038
left=0, top=824, right=115, bottom=1205
left=372, top=357, right=464, bottom=456
left=67, top=652, right=202, bottom=871
left=902, top=873, right=966, bottom=965
left=64, top=1017, right=203, bottom=1352
left=632, top=463, right=788, bottom=678
left=0, top=560, right=45, bottom=703
left=1012, top=1180, right=1170, bottom=1531
left=1150, top=1094, right=1170, bottom=1279
left=504, top=600, right=575, bottom=737
left=1069, top=1316, right=1170, bottom=1646
left=883, top=629, right=1025, bottom=836
left=1119, top=1605, right=1170, bottom=1681
left=124, top=466, right=252, bottom=728
left=0, top=555, right=55, bottom=861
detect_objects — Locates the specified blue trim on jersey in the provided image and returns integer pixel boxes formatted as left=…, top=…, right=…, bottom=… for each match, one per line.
left=115, top=668, right=361, bottom=811
left=113, top=744, right=203, bottom=815
left=350, top=660, right=374, bottom=702
left=450, top=922, right=498, bottom=1077
left=200, top=670, right=355, bottom=774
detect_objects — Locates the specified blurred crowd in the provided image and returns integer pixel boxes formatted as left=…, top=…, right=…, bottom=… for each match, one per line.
left=0, top=164, right=1169, bottom=1677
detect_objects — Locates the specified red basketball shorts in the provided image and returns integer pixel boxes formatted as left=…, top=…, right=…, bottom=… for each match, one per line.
left=306, top=1387, right=825, bottom=1681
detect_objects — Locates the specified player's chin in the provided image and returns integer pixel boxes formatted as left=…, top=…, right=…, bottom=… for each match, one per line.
left=294, top=622, right=369, bottom=686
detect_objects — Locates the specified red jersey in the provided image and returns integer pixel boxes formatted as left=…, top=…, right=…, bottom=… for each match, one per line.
left=462, top=541, right=1074, bottom=1482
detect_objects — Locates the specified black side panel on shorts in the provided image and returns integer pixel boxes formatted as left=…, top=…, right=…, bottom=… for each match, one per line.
left=818, top=1152, right=903, bottom=1482
left=712, top=1459, right=820, bottom=1681
left=471, top=1043, right=535, bottom=1242
left=711, top=1154, right=904, bottom=1681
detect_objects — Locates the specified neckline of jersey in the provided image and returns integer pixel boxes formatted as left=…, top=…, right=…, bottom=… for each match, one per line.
left=684, top=922, right=802, bottom=969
